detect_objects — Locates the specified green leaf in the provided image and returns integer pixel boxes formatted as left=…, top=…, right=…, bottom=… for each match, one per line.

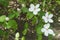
left=38, top=11, right=45, bottom=18
left=56, top=0, right=60, bottom=4
left=37, top=34, right=42, bottom=40
left=0, top=15, right=6, bottom=22
left=8, top=9, right=20, bottom=19
left=0, top=30, right=4, bottom=36
left=36, top=24, right=43, bottom=40
left=21, top=7, right=28, bottom=13
left=15, top=12, right=20, bottom=18
left=21, top=36, right=25, bottom=40
left=48, top=35, right=53, bottom=40
left=3, top=20, right=17, bottom=30
left=32, top=16, right=38, bottom=24
left=22, top=29, right=27, bottom=35
left=24, top=22, right=29, bottom=29
left=22, top=22, right=28, bottom=35
left=26, top=12, right=34, bottom=19
left=8, top=13, right=16, bottom=19
left=0, top=0, right=9, bottom=7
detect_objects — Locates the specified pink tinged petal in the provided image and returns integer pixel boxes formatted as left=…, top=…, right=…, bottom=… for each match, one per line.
left=35, top=4, right=40, bottom=8
left=44, top=31, right=49, bottom=36
left=48, top=14, right=53, bottom=18
left=44, top=23, right=50, bottom=29
left=41, top=28, right=46, bottom=32
left=48, top=19, right=53, bottom=23
left=33, top=11, right=38, bottom=15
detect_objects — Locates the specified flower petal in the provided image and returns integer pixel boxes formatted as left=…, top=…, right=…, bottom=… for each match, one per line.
left=35, top=4, right=40, bottom=8
left=53, top=33, right=55, bottom=36
left=30, top=4, right=34, bottom=8
left=36, top=8, right=41, bottom=12
left=49, top=14, right=53, bottom=18
left=48, top=29, right=55, bottom=36
left=42, top=16, right=48, bottom=23
left=29, top=8, right=34, bottom=12
left=41, top=28, right=46, bottom=32
left=33, top=10, right=38, bottom=15
left=48, top=19, right=53, bottom=23
left=44, top=23, right=50, bottom=29
left=29, top=4, right=35, bottom=12
left=45, top=12, right=49, bottom=17
left=44, top=31, right=49, bottom=36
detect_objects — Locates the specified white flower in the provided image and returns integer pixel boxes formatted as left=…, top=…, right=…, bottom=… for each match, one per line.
left=22, top=4, right=25, bottom=7
left=5, top=17, right=9, bottom=21
left=29, top=4, right=41, bottom=15
left=17, top=8, right=21, bottom=11
left=41, top=23, right=55, bottom=36
left=15, top=32, right=20, bottom=38
left=42, top=12, right=53, bottom=23
left=15, top=32, right=20, bottom=40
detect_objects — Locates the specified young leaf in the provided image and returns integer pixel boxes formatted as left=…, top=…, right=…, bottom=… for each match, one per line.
left=21, top=36, right=25, bottom=40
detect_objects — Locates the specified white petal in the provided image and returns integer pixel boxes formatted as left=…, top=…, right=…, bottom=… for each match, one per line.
left=29, top=8, right=34, bottom=12
left=49, top=14, right=53, bottom=18
left=48, top=19, right=53, bottom=23
left=48, top=29, right=54, bottom=35
left=44, top=23, right=50, bottom=29
left=30, top=4, right=35, bottom=8
left=42, top=16, right=45, bottom=19
left=15, top=32, right=20, bottom=37
left=48, top=29, right=55, bottom=36
left=42, top=16, right=48, bottom=23
left=41, top=28, right=46, bottom=32
left=33, top=11, right=38, bottom=15
left=36, top=8, right=40, bottom=12
left=35, top=4, right=40, bottom=8
left=53, top=33, right=55, bottom=36
left=44, top=31, right=49, bottom=36
left=44, top=19, right=48, bottom=23
left=6, top=17, right=9, bottom=21
left=45, top=12, right=49, bottom=17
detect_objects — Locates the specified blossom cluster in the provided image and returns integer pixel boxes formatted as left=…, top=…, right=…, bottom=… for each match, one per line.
left=28, top=4, right=55, bottom=36
left=41, top=12, right=55, bottom=36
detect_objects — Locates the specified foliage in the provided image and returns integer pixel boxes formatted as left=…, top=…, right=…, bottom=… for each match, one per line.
left=0, top=0, right=59, bottom=40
